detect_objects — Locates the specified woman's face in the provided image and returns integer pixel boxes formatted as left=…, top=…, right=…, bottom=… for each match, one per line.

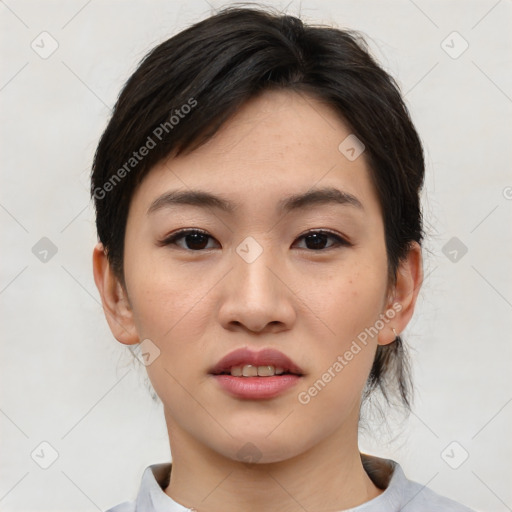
left=110, top=90, right=415, bottom=463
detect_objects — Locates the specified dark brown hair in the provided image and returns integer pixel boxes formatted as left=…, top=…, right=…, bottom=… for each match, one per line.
left=91, top=6, right=424, bottom=410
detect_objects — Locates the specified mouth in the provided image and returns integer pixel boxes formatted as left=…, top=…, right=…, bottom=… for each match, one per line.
left=208, top=348, right=304, bottom=400
left=213, top=364, right=300, bottom=377
left=209, top=347, right=304, bottom=377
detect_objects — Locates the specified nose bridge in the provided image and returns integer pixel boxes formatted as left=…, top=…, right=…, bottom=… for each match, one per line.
left=233, top=234, right=279, bottom=300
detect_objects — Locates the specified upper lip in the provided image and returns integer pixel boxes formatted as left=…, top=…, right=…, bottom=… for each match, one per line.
left=209, top=348, right=304, bottom=376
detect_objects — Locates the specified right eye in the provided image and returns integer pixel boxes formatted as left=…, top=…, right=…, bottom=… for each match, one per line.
left=159, top=229, right=220, bottom=251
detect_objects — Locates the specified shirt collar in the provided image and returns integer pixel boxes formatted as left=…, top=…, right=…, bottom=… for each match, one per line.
left=135, top=462, right=188, bottom=511
left=133, top=454, right=406, bottom=511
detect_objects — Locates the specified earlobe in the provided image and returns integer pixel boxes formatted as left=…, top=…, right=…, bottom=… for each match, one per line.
left=378, top=242, right=423, bottom=346
left=92, top=242, right=139, bottom=345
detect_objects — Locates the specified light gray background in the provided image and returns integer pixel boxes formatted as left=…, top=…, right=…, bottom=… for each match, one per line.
left=1, top=1, right=511, bottom=511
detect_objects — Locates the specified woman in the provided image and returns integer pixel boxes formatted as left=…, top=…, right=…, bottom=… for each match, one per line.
left=91, top=6, right=475, bottom=511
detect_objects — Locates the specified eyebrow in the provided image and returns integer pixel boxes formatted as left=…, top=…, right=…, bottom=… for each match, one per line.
left=147, top=186, right=364, bottom=215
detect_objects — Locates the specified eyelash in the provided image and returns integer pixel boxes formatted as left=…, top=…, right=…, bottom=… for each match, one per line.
left=158, top=228, right=352, bottom=252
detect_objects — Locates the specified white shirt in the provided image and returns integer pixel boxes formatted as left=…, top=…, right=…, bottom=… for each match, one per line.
left=105, top=455, right=475, bottom=512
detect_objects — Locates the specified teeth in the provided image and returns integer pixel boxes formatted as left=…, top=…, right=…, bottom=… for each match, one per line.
left=230, top=366, right=243, bottom=377
left=242, top=365, right=258, bottom=377
left=256, top=365, right=275, bottom=377
left=229, top=365, right=286, bottom=377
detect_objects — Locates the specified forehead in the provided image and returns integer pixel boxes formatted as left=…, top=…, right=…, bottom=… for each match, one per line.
left=128, top=90, right=380, bottom=219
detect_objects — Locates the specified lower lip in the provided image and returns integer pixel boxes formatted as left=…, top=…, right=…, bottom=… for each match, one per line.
left=211, top=374, right=301, bottom=400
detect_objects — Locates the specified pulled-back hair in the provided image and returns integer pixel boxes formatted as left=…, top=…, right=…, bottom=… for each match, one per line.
left=91, top=6, right=424, bottom=411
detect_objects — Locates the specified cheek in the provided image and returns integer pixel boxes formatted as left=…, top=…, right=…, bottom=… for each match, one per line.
left=298, top=261, right=387, bottom=398
left=295, top=271, right=385, bottom=421
left=132, top=271, right=214, bottom=412
left=125, top=249, right=213, bottom=341
left=308, top=261, right=389, bottom=342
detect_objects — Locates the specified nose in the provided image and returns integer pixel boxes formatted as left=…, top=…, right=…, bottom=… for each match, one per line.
left=217, top=244, right=297, bottom=334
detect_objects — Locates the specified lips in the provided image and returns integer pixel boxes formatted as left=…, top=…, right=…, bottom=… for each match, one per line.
left=209, top=347, right=304, bottom=376
left=209, top=348, right=304, bottom=400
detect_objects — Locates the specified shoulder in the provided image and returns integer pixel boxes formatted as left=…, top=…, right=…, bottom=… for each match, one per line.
left=374, top=459, right=474, bottom=512
left=360, top=454, right=476, bottom=512
left=398, top=473, right=476, bottom=511
left=104, top=502, right=135, bottom=512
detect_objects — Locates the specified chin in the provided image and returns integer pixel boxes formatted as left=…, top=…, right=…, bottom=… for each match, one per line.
left=221, top=432, right=312, bottom=466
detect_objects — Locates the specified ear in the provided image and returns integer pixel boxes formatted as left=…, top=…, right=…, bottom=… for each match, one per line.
left=378, top=241, right=423, bottom=346
left=92, top=242, right=139, bottom=345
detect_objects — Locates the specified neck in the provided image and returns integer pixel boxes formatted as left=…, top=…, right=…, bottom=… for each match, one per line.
left=163, top=411, right=383, bottom=512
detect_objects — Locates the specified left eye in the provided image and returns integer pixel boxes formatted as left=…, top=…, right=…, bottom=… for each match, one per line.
left=160, top=229, right=219, bottom=251
left=293, top=230, right=350, bottom=251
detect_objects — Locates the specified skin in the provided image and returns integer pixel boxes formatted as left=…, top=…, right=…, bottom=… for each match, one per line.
left=93, top=90, right=422, bottom=511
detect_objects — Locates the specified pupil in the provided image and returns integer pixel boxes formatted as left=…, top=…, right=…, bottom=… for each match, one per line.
left=187, top=232, right=208, bottom=250
left=306, top=233, right=327, bottom=250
